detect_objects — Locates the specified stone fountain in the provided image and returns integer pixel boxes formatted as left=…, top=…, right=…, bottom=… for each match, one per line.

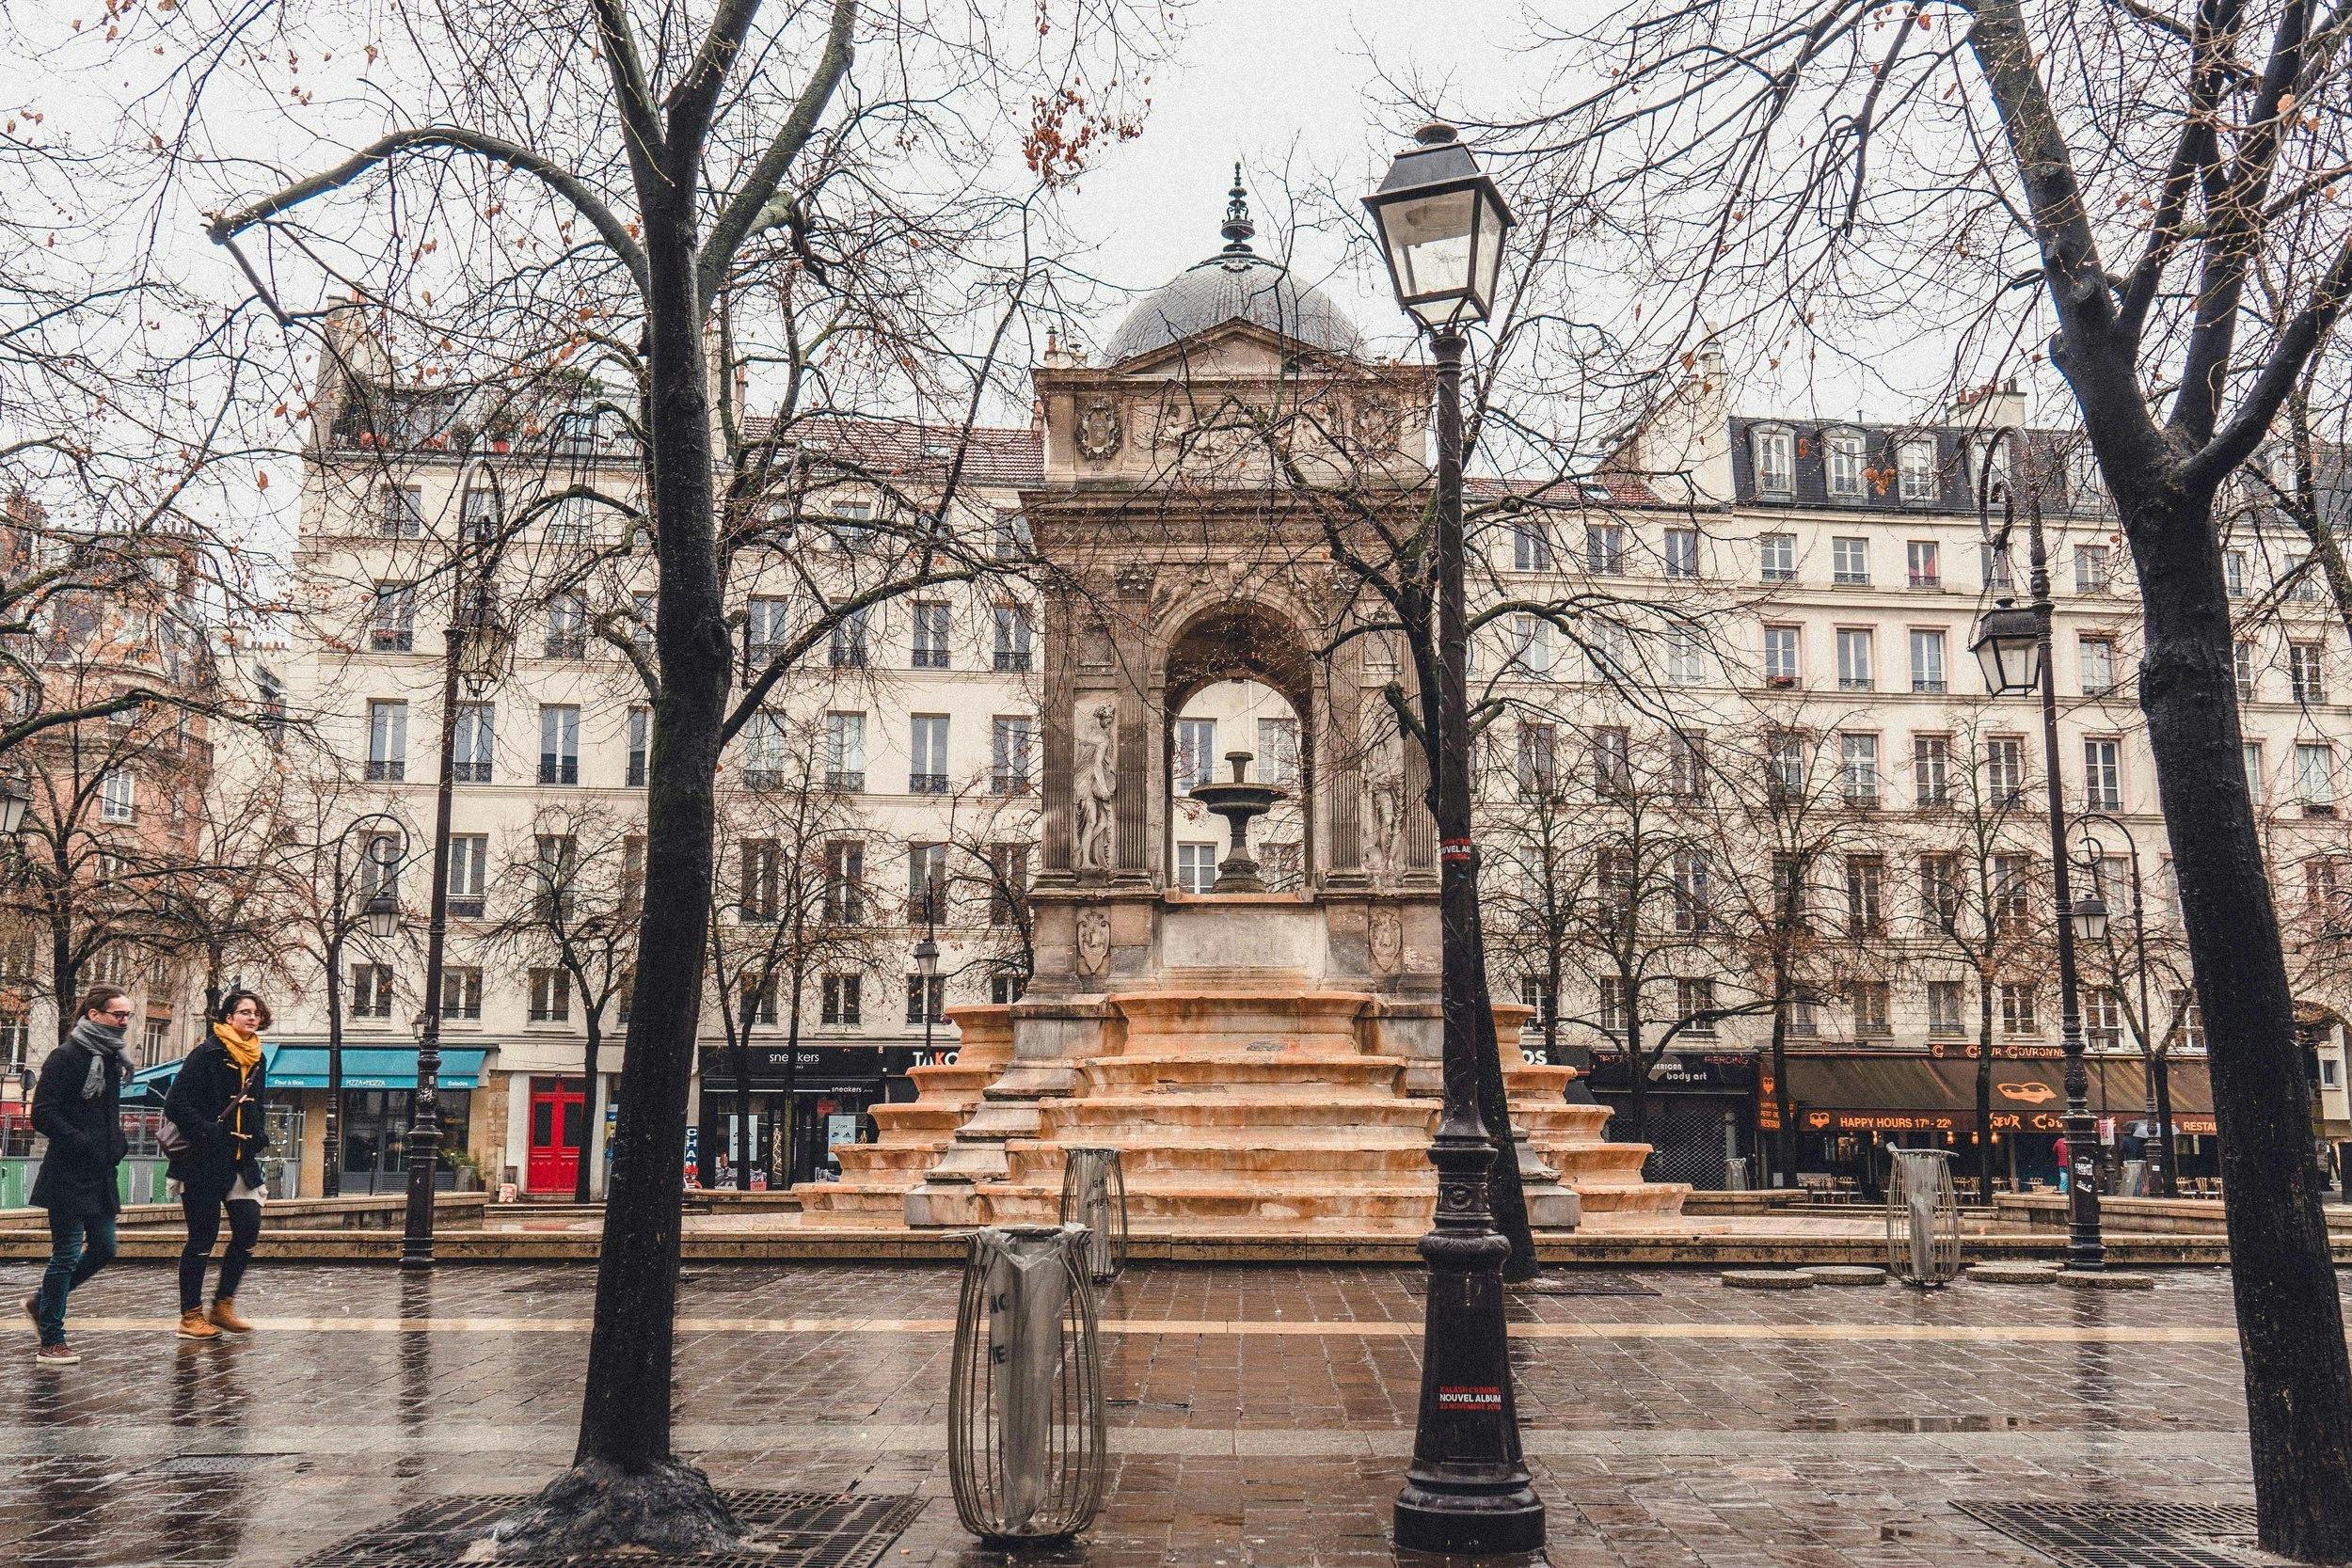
left=1187, top=750, right=1285, bottom=893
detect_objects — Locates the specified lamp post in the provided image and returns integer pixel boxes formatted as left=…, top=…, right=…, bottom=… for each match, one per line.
left=1365, top=122, right=1542, bottom=1556
left=321, top=812, right=407, bottom=1199
left=1969, top=428, right=2104, bottom=1270
left=914, top=891, right=941, bottom=1063
left=402, top=480, right=513, bottom=1269
left=2069, top=812, right=2169, bottom=1197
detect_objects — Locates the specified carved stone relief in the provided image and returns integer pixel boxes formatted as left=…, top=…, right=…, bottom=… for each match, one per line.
left=1368, top=907, right=1404, bottom=975
left=1075, top=906, right=1111, bottom=975
left=1072, top=700, right=1119, bottom=875
left=1075, top=398, right=1124, bottom=461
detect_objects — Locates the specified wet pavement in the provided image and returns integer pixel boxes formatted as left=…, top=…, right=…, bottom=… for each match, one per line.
left=0, top=1259, right=2286, bottom=1566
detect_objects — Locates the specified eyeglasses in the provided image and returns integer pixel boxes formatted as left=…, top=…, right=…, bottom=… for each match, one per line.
left=100, top=1008, right=133, bottom=1021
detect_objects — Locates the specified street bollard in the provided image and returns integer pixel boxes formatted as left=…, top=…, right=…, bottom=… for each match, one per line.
left=1057, top=1147, right=1129, bottom=1284
left=948, top=1224, right=1107, bottom=1544
left=1884, top=1147, right=1963, bottom=1287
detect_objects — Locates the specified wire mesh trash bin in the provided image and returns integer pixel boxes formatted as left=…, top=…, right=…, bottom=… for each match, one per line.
left=1057, top=1147, right=1128, bottom=1284
left=1884, top=1147, right=1963, bottom=1287
left=948, top=1224, right=1108, bottom=1544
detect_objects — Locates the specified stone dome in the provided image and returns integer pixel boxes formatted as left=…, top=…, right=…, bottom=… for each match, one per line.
left=1101, top=172, right=1366, bottom=364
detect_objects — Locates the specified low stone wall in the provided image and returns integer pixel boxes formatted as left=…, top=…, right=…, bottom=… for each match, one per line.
left=1993, top=1191, right=2352, bottom=1236
left=0, top=1192, right=488, bottom=1233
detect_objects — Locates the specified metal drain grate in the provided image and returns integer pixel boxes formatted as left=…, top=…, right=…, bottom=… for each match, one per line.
left=1508, top=1273, right=1661, bottom=1297
left=1958, top=1501, right=2260, bottom=1568
left=294, top=1488, right=923, bottom=1568
left=144, top=1452, right=305, bottom=1477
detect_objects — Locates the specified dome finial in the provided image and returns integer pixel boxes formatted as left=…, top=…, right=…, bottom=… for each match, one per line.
left=1221, top=163, right=1255, bottom=255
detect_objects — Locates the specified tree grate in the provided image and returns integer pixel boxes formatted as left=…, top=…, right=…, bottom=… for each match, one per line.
left=292, top=1489, right=923, bottom=1568
left=1957, top=1501, right=2260, bottom=1568
left=1510, top=1273, right=1661, bottom=1297
left=145, top=1452, right=306, bottom=1477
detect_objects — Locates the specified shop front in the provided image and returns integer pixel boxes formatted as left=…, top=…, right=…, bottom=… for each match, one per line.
left=1769, top=1047, right=2217, bottom=1194
left=694, top=1043, right=920, bottom=1190
left=1581, top=1050, right=1758, bottom=1189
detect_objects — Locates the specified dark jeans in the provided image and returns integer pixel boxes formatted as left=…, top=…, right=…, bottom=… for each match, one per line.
left=178, top=1192, right=261, bottom=1311
left=36, top=1212, right=118, bottom=1346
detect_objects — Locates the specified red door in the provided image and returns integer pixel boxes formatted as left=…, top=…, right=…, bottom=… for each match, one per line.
left=526, top=1077, right=585, bottom=1195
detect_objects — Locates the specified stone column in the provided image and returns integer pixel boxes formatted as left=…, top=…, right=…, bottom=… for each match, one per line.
left=1402, top=734, right=1437, bottom=881
left=1321, top=656, right=1363, bottom=885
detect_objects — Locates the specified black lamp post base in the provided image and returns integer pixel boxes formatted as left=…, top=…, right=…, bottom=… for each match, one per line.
left=1395, top=1480, right=1546, bottom=1555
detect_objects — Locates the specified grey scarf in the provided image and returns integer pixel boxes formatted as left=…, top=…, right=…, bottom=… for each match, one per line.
left=68, top=1017, right=133, bottom=1099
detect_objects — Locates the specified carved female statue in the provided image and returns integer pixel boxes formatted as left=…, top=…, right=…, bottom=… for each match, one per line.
left=1072, top=700, right=1119, bottom=874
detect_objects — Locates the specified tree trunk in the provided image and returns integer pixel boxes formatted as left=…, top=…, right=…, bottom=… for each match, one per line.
left=1623, top=1003, right=1647, bottom=1152
left=1976, top=980, right=1996, bottom=1203
left=1769, top=956, right=1792, bottom=1187
left=575, top=1011, right=601, bottom=1205
left=2130, top=491, right=2352, bottom=1561
left=2153, top=1050, right=2179, bottom=1199
left=1464, top=894, right=1535, bottom=1280
left=491, top=184, right=741, bottom=1554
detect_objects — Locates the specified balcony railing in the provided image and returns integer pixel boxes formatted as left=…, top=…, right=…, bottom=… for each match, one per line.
left=909, top=772, right=948, bottom=795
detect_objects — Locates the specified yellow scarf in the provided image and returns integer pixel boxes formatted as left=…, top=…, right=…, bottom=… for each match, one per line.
left=212, top=1022, right=262, bottom=1073
left=211, top=1022, right=262, bottom=1154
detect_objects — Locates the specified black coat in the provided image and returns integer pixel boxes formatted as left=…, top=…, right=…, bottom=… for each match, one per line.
left=163, top=1035, right=270, bottom=1196
left=30, top=1033, right=129, bottom=1218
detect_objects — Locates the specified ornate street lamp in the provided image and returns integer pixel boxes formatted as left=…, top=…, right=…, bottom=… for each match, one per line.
left=1972, top=430, right=2103, bottom=1270
left=1365, top=122, right=1543, bottom=1557
left=0, top=770, right=29, bottom=837
left=405, top=469, right=509, bottom=1267
left=2069, top=891, right=2110, bottom=946
left=323, top=815, right=406, bottom=1199
left=2071, top=814, right=2171, bottom=1196
left=1969, top=600, right=2042, bottom=695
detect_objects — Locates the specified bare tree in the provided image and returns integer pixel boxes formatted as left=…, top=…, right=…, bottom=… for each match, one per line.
left=704, top=732, right=878, bottom=1190
left=1900, top=714, right=2058, bottom=1201
left=1486, top=4, right=2352, bottom=1546
left=481, top=801, right=646, bottom=1203
left=1702, top=710, right=1883, bottom=1188
left=195, top=1, right=1165, bottom=1544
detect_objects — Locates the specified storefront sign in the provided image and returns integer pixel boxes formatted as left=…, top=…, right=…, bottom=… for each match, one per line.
left=1583, top=1052, right=1756, bottom=1094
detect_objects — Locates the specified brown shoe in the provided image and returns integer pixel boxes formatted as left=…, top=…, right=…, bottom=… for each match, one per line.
left=206, top=1298, right=253, bottom=1334
left=35, top=1341, right=79, bottom=1365
left=176, top=1308, right=219, bottom=1340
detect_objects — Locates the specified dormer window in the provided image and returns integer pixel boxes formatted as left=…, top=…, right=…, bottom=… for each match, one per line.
left=1826, top=431, right=1866, bottom=499
left=1898, top=438, right=1939, bottom=503
left=1754, top=427, right=1795, bottom=498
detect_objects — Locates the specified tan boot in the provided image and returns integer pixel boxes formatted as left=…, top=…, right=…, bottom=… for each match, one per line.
left=176, top=1308, right=219, bottom=1340
left=206, top=1298, right=253, bottom=1334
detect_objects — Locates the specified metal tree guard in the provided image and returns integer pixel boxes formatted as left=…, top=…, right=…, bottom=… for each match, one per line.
left=1884, top=1147, right=1963, bottom=1287
left=948, top=1225, right=1108, bottom=1544
left=1058, top=1147, right=1129, bottom=1284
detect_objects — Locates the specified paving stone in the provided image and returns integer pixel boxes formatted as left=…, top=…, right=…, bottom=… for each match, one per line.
left=1966, top=1262, right=2059, bottom=1284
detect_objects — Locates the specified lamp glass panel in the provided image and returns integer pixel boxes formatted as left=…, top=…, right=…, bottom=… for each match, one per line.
left=1384, top=188, right=1477, bottom=301
left=1470, top=190, right=1507, bottom=310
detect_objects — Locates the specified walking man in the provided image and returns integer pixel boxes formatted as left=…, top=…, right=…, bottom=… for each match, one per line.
left=24, top=986, right=135, bottom=1365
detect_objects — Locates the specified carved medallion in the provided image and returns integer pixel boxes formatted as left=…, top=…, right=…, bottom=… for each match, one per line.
left=1075, top=398, right=1123, bottom=461
left=1075, top=905, right=1111, bottom=975
left=1368, top=907, right=1404, bottom=975
left=1354, top=392, right=1402, bottom=449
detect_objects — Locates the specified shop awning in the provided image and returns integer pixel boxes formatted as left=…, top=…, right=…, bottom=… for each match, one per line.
left=132, top=1046, right=486, bottom=1093
left=1779, top=1051, right=2215, bottom=1134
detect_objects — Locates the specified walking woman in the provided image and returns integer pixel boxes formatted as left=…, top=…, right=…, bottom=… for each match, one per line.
left=163, top=991, right=272, bottom=1339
